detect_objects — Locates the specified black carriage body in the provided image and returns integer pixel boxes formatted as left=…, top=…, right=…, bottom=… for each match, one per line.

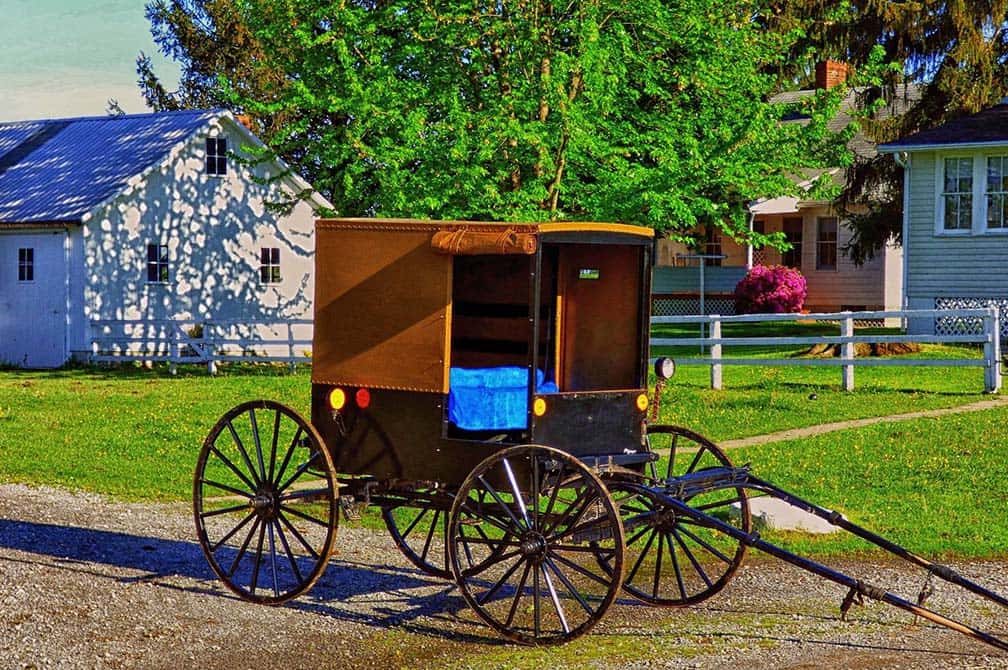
left=310, top=219, right=654, bottom=488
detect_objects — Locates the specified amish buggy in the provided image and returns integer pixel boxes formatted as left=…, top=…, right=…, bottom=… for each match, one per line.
left=193, top=218, right=1008, bottom=647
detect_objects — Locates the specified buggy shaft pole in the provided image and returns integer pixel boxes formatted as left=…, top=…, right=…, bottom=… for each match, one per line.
left=663, top=497, right=1008, bottom=653
left=744, top=474, right=1008, bottom=610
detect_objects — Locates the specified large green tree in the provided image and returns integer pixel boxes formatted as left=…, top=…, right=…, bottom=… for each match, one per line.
left=765, top=0, right=1008, bottom=262
left=141, top=0, right=852, bottom=240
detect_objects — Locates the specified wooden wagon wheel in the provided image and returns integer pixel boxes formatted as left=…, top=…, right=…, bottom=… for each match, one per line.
left=599, top=425, right=749, bottom=607
left=381, top=485, right=454, bottom=580
left=447, top=445, right=625, bottom=645
left=194, top=400, right=338, bottom=605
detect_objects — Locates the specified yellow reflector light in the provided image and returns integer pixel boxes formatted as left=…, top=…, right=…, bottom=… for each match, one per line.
left=636, top=393, right=649, bottom=411
left=533, top=397, right=547, bottom=417
left=328, top=388, right=347, bottom=411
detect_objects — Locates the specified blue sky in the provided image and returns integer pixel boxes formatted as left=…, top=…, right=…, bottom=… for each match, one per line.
left=1, top=0, right=181, bottom=121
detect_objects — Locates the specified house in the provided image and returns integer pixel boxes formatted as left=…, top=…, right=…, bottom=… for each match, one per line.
left=878, top=99, right=1008, bottom=337
left=0, top=109, right=330, bottom=368
left=654, top=62, right=904, bottom=317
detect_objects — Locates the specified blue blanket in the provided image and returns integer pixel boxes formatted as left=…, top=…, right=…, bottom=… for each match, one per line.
left=448, top=367, right=558, bottom=431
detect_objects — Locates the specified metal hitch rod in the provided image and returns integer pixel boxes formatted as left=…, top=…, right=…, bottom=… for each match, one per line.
left=649, top=475, right=1008, bottom=653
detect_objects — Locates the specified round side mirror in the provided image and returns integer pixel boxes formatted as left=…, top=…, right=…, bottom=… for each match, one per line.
left=654, top=357, right=676, bottom=380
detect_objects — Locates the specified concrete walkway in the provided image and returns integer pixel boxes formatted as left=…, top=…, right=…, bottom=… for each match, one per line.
left=718, top=394, right=1008, bottom=450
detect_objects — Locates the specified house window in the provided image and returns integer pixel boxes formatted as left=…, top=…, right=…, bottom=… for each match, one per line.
left=206, top=137, right=227, bottom=176
left=816, top=217, right=838, bottom=270
left=942, top=157, right=973, bottom=231
left=147, top=243, right=169, bottom=283
left=782, top=218, right=803, bottom=268
left=260, top=247, right=281, bottom=284
left=17, top=248, right=33, bottom=282
left=703, top=227, right=722, bottom=267
left=752, top=219, right=767, bottom=265
left=987, top=156, right=1008, bottom=230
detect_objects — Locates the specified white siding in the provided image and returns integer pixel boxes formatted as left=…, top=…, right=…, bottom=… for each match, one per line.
left=906, top=151, right=1008, bottom=301
left=78, top=118, right=316, bottom=346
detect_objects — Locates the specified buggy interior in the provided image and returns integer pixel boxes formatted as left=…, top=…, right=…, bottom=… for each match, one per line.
left=446, top=242, right=646, bottom=435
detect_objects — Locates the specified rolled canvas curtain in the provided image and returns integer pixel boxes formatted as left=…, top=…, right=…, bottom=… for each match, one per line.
left=431, top=227, right=537, bottom=255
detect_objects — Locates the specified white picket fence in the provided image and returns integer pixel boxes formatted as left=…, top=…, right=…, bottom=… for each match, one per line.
left=651, top=308, right=1002, bottom=393
left=89, top=319, right=313, bottom=374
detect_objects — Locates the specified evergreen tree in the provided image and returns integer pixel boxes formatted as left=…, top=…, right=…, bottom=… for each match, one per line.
left=765, top=0, right=1008, bottom=262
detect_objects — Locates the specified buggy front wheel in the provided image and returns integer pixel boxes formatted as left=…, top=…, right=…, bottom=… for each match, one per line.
left=448, top=445, right=625, bottom=645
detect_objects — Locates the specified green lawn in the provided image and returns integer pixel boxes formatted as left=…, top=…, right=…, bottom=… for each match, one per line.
left=0, top=349, right=1003, bottom=560
left=728, top=407, right=1008, bottom=558
left=0, top=365, right=311, bottom=501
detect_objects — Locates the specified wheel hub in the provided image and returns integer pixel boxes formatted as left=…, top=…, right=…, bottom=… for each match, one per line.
left=655, top=507, right=678, bottom=532
left=251, top=490, right=277, bottom=519
left=519, top=531, right=548, bottom=559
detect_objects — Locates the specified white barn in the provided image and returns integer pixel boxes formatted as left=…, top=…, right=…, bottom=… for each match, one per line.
left=0, top=109, right=329, bottom=368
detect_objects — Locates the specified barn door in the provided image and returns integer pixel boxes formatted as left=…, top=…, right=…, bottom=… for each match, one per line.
left=0, top=231, right=67, bottom=368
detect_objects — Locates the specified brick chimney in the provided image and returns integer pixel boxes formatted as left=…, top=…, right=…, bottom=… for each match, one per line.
left=234, top=113, right=255, bottom=131
left=815, top=60, right=850, bottom=90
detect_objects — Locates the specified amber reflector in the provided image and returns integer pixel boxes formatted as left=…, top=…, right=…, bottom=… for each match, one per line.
left=636, top=393, right=649, bottom=411
left=533, top=397, right=547, bottom=417
left=355, top=388, right=371, bottom=409
left=328, top=388, right=346, bottom=411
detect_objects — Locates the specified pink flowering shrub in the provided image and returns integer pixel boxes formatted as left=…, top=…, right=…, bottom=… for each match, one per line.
left=733, top=265, right=807, bottom=314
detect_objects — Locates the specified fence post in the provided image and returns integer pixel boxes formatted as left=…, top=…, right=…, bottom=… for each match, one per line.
left=984, top=308, right=1001, bottom=393
left=288, top=322, right=297, bottom=373
left=205, top=322, right=217, bottom=375
left=710, top=316, right=723, bottom=390
left=169, top=327, right=179, bottom=376
left=841, top=313, right=854, bottom=391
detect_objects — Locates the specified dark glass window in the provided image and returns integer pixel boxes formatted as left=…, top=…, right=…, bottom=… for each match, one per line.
left=206, top=137, right=227, bottom=176
left=260, top=247, right=281, bottom=284
left=816, top=217, right=838, bottom=270
left=17, top=247, right=33, bottom=282
left=782, top=218, right=803, bottom=268
left=703, top=227, right=722, bottom=267
left=147, top=243, right=169, bottom=283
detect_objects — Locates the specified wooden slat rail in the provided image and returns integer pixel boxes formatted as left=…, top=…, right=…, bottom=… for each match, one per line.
left=650, top=308, right=1002, bottom=392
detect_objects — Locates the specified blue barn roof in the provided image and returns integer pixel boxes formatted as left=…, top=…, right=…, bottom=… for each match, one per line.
left=0, top=109, right=221, bottom=224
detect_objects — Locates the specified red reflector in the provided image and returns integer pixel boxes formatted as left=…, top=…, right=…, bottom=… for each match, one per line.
left=355, top=388, right=371, bottom=408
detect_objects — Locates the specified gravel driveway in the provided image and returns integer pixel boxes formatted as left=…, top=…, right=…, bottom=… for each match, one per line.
left=2, top=482, right=1007, bottom=670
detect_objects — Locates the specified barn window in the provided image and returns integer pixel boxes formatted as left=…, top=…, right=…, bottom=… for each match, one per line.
left=206, top=137, right=227, bottom=176
left=260, top=247, right=281, bottom=284
left=147, top=244, right=169, bottom=283
left=17, top=248, right=33, bottom=282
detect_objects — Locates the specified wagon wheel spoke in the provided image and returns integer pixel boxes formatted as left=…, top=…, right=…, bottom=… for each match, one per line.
left=672, top=528, right=713, bottom=588
left=603, top=425, right=749, bottom=607
left=195, top=401, right=337, bottom=605
left=384, top=491, right=451, bottom=570
left=448, top=445, right=624, bottom=645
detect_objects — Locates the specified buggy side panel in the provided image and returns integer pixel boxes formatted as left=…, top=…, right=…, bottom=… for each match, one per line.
left=312, top=222, right=452, bottom=393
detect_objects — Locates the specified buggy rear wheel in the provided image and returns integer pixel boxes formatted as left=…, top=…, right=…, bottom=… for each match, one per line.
left=194, top=400, right=338, bottom=604
left=381, top=485, right=453, bottom=580
left=600, top=425, right=749, bottom=606
left=448, top=445, right=624, bottom=645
